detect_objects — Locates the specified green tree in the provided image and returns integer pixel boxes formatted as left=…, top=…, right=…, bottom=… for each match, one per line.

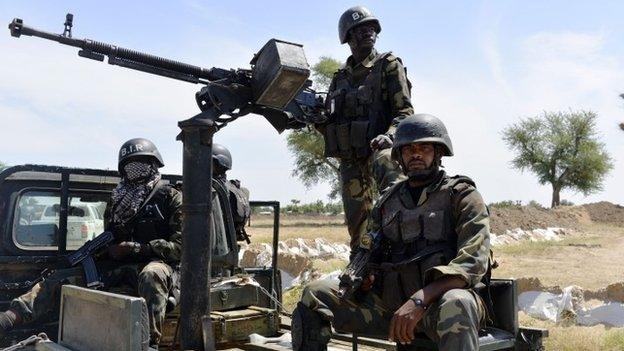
left=503, top=110, right=613, bottom=207
left=286, top=57, right=342, bottom=198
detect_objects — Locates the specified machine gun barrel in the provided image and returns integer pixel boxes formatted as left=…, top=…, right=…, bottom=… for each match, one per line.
left=9, top=15, right=219, bottom=84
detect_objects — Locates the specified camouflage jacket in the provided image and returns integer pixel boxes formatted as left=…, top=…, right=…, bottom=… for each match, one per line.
left=105, top=182, right=183, bottom=263
left=370, top=172, right=491, bottom=291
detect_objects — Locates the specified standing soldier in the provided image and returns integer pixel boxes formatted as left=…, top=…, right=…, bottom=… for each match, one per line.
left=320, top=6, right=413, bottom=255
left=0, top=138, right=182, bottom=348
left=294, top=114, right=491, bottom=351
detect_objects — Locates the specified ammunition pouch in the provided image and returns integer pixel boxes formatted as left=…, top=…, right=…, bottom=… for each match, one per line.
left=291, top=302, right=330, bottom=351
left=322, top=121, right=371, bottom=159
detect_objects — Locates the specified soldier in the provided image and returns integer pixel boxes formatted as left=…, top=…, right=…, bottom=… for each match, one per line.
left=293, top=114, right=492, bottom=351
left=212, top=143, right=251, bottom=243
left=0, top=138, right=182, bottom=348
left=320, top=6, right=414, bottom=254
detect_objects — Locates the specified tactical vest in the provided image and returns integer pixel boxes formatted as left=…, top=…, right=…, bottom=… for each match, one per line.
left=112, top=183, right=177, bottom=250
left=377, top=176, right=474, bottom=311
left=323, top=52, right=398, bottom=160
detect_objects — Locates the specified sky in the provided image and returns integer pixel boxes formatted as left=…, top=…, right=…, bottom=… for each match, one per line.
left=1, top=1, right=623, bottom=206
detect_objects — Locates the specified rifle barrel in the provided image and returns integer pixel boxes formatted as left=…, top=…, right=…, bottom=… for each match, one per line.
left=9, top=17, right=216, bottom=82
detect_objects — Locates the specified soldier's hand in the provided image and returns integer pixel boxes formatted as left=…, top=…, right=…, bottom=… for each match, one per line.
left=370, top=134, right=393, bottom=150
left=360, top=275, right=375, bottom=292
left=107, top=241, right=134, bottom=260
left=388, top=299, right=426, bottom=345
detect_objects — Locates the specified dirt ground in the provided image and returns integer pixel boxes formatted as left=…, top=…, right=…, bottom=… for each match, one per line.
left=249, top=202, right=624, bottom=350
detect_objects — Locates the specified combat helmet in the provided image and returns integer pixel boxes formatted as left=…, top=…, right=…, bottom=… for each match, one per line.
left=338, top=6, right=381, bottom=44
left=392, top=114, right=453, bottom=158
left=212, top=143, right=232, bottom=171
left=118, top=138, right=164, bottom=172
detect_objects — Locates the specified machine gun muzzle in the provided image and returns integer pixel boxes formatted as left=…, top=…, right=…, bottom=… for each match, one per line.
left=9, top=18, right=24, bottom=37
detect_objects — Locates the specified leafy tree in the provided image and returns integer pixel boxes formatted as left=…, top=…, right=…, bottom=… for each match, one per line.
left=503, top=110, right=613, bottom=207
left=287, top=57, right=341, bottom=198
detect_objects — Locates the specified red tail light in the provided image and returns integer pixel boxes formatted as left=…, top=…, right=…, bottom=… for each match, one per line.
left=81, top=224, right=89, bottom=238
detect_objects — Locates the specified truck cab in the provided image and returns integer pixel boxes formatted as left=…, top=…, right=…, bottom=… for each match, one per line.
left=0, top=165, right=280, bottom=348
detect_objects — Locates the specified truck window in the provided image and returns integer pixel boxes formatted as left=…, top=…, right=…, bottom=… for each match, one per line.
left=13, top=190, right=109, bottom=250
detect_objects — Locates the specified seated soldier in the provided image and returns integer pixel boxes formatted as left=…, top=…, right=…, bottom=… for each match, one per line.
left=0, top=138, right=182, bottom=348
left=293, top=114, right=491, bottom=351
left=212, top=143, right=251, bottom=243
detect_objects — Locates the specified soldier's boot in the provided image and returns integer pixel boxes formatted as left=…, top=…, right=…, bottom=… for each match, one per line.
left=0, top=309, right=22, bottom=336
left=291, top=302, right=331, bottom=351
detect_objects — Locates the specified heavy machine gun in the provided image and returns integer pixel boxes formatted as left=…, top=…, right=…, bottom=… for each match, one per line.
left=8, top=13, right=323, bottom=350
left=8, top=13, right=325, bottom=132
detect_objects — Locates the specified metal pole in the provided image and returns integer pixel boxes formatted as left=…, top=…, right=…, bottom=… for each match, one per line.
left=272, top=202, right=280, bottom=305
left=177, top=112, right=217, bottom=350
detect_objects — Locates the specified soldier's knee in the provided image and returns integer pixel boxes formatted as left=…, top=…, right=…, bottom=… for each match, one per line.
left=435, top=289, right=479, bottom=333
left=438, top=289, right=477, bottom=312
left=301, top=280, right=339, bottom=309
left=138, top=262, right=170, bottom=283
left=302, top=280, right=331, bottom=300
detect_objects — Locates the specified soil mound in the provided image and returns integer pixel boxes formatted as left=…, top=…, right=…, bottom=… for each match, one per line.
left=582, top=202, right=624, bottom=227
left=489, top=205, right=589, bottom=235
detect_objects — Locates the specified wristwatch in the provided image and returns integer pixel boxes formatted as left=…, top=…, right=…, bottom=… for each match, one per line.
left=410, top=297, right=427, bottom=310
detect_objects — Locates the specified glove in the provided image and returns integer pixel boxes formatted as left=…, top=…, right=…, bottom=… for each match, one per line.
left=370, top=134, right=393, bottom=150
left=107, top=241, right=142, bottom=260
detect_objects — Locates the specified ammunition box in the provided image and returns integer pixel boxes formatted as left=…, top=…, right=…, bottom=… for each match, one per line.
left=251, top=39, right=310, bottom=109
left=208, top=306, right=280, bottom=344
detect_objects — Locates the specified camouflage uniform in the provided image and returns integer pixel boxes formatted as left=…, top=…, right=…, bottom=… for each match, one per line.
left=322, top=49, right=413, bottom=251
left=10, top=183, right=182, bottom=345
left=300, top=172, right=491, bottom=350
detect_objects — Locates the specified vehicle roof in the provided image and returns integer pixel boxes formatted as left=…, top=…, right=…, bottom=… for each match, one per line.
left=0, top=164, right=183, bottom=185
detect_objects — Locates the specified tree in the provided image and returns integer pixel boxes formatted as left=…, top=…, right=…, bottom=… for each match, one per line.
left=286, top=57, right=342, bottom=198
left=503, top=110, right=613, bottom=207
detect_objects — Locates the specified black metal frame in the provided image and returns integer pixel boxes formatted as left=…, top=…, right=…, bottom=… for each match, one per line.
left=249, top=201, right=281, bottom=306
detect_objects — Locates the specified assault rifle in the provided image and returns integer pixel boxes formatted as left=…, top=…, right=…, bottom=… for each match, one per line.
left=337, top=231, right=384, bottom=298
left=337, top=232, right=450, bottom=299
left=66, top=231, right=114, bottom=288
left=8, top=13, right=325, bottom=132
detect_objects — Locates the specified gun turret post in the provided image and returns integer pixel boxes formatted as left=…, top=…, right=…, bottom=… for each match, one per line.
left=177, top=111, right=219, bottom=350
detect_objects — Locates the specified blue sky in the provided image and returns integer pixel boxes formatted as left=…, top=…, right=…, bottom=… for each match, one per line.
left=1, top=1, right=623, bottom=207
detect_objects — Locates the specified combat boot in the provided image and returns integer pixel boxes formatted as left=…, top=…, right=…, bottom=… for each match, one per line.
left=0, top=309, right=21, bottom=336
left=291, top=302, right=331, bottom=351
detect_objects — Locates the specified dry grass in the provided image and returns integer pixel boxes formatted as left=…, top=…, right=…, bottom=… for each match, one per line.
left=519, top=313, right=624, bottom=350
left=246, top=214, right=348, bottom=244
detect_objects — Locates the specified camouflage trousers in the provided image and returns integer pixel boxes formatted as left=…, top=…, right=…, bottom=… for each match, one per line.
left=300, top=279, right=483, bottom=351
left=10, top=260, right=175, bottom=345
left=340, top=148, right=404, bottom=252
